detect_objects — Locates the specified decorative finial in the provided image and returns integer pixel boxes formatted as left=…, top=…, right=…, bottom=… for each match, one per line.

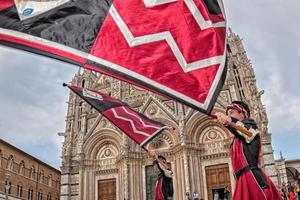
left=280, top=151, right=284, bottom=160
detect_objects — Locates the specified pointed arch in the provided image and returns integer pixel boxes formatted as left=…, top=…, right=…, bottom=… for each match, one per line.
left=143, top=116, right=181, bottom=152
left=39, top=170, right=44, bottom=183
left=83, top=128, right=122, bottom=160
left=48, top=174, right=53, bottom=187
left=29, top=166, right=36, bottom=179
left=7, top=155, right=14, bottom=171
left=185, top=112, right=230, bottom=144
left=19, top=160, right=25, bottom=175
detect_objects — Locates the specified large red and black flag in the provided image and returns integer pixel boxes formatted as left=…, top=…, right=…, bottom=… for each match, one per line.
left=64, top=83, right=167, bottom=146
left=0, top=0, right=227, bottom=114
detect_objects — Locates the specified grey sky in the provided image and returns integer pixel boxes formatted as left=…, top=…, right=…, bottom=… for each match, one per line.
left=0, top=0, right=299, bottom=168
left=224, top=0, right=300, bottom=159
left=0, top=48, right=77, bottom=168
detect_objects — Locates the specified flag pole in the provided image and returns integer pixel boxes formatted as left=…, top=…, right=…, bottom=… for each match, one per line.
left=210, top=115, right=253, bottom=137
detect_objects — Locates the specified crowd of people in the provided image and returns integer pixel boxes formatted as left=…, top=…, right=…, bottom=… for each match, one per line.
left=184, top=191, right=203, bottom=200
left=279, top=180, right=300, bottom=200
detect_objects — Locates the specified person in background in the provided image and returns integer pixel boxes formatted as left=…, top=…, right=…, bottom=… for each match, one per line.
left=150, top=152, right=173, bottom=200
left=185, top=192, right=191, bottom=200
left=213, top=190, right=219, bottom=200
left=296, top=182, right=300, bottom=200
left=282, top=182, right=289, bottom=200
left=288, top=186, right=296, bottom=200
left=192, top=191, right=200, bottom=200
left=224, top=186, right=231, bottom=200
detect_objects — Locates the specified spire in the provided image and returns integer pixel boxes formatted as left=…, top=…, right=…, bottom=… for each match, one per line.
left=280, top=151, right=284, bottom=160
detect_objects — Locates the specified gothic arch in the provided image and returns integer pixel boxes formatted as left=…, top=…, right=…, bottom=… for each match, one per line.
left=145, top=130, right=177, bottom=151
left=7, top=155, right=14, bottom=171
left=157, top=117, right=180, bottom=145
left=143, top=116, right=180, bottom=152
left=83, top=129, right=122, bottom=160
left=185, top=112, right=230, bottom=144
left=198, top=126, right=228, bottom=144
left=286, top=167, right=300, bottom=182
left=18, top=160, right=25, bottom=175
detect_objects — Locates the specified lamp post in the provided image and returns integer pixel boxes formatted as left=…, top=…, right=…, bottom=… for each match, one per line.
left=4, top=173, right=11, bottom=200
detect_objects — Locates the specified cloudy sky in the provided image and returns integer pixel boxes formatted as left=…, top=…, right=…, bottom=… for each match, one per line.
left=0, top=0, right=299, bottom=169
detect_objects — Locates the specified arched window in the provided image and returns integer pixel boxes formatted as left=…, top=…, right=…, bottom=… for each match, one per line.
left=81, top=79, right=85, bottom=88
left=78, top=102, right=84, bottom=131
left=39, top=170, right=44, bottom=183
left=38, top=190, right=43, bottom=200
left=48, top=175, right=52, bottom=187
left=56, top=179, right=60, bottom=189
left=232, top=65, right=245, bottom=99
left=28, top=187, right=34, bottom=200
left=17, top=184, right=23, bottom=197
left=30, top=166, right=35, bottom=179
left=7, top=155, right=14, bottom=171
left=19, top=160, right=25, bottom=175
left=47, top=193, right=52, bottom=200
left=5, top=180, right=12, bottom=194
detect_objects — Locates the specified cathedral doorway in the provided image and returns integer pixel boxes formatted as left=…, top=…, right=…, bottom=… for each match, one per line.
left=98, top=178, right=116, bottom=200
left=205, top=163, right=231, bottom=200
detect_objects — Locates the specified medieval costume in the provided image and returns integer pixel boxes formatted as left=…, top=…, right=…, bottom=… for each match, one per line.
left=223, top=101, right=282, bottom=200
left=154, top=156, right=173, bottom=200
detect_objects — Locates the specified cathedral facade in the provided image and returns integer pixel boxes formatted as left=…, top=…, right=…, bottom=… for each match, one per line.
left=60, top=31, right=279, bottom=200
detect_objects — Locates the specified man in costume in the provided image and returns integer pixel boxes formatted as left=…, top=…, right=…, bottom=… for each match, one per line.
left=214, top=101, right=281, bottom=200
left=151, top=154, right=173, bottom=200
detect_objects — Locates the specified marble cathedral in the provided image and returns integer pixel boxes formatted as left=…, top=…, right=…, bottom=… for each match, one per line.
left=60, top=31, right=279, bottom=200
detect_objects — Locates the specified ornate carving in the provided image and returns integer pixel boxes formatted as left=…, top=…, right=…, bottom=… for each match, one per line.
left=103, top=149, right=112, bottom=158
left=97, top=74, right=110, bottom=86
left=147, top=105, right=157, bottom=115
left=147, top=133, right=173, bottom=150
left=208, top=131, right=218, bottom=140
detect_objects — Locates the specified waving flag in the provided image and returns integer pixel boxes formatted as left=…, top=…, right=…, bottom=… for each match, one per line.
left=0, top=0, right=227, bottom=114
left=64, top=84, right=167, bottom=146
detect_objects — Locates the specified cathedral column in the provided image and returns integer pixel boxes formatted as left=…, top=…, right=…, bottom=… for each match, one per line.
left=183, top=150, right=191, bottom=193
left=121, top=134, right=130, bottom=200
left=123, top=162, right=129, bottom=200
left=82, top=169, right=88, bottom=200
left=78, top=166, right=84, bottom=200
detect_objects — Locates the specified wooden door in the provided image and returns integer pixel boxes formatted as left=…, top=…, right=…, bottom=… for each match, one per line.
left=205, top=164, right=231, bottom=200
left=98, top=178, right=116, bottom=200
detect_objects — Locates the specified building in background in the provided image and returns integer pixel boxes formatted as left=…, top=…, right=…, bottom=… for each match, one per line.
left=275, top=152, right=300, bottom=186
left=60, top=30, right=279, bottom=200
left=0, top=139, right=60, bottom=200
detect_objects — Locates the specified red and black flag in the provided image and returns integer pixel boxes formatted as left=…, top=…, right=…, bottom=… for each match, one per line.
left=64, top=83, right=167, bottom=146
left=0, top=0, right=227, bottom=114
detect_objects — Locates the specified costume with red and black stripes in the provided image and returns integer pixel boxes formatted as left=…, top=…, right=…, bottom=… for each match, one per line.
left=227, top=117, right=281, bottom=200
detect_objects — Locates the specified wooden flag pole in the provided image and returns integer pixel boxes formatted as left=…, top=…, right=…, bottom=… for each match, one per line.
left=210, top=115, right=253, bottom=138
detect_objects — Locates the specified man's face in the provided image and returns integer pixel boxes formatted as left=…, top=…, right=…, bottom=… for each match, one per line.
left=227, top=108, right=245, bottom=121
